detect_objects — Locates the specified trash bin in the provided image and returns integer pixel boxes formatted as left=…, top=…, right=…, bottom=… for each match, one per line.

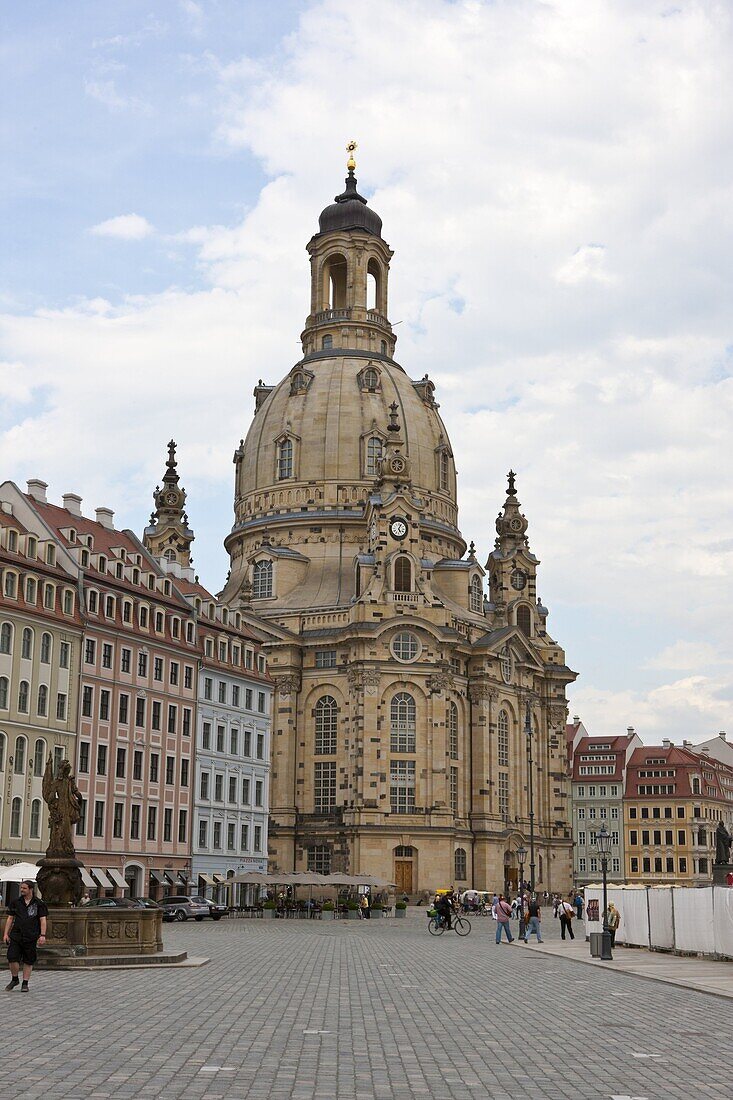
left=589, top=931, right=603, bottom=957
left=599, top=930, right=613, bottom=960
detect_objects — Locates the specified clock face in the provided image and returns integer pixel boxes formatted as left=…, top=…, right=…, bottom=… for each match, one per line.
left=389, top=517, right=408, bottom=540
left=511, top=569, right=527, bottom=591
left=390, top=457, right=405, bottom=474
left=165, top=491, right=178, bottom=507
left=510, top=518, right=522, bottom=531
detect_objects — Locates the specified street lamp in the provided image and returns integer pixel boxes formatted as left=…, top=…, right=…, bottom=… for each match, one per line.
left=516, top=844, right=527, bottom=893
left=596, top=824, right=613, bottom=960
left=524, top=702, right=536, bottom=892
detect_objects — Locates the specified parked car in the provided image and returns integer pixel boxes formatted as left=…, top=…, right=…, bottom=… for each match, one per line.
left=160, top=895, right=225, bottom=922
left=134, top=897, right=162, bottom=910
left=86, top=897, right=143, bottom=909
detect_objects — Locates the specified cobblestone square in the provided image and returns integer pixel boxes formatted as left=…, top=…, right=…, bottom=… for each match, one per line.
left=3, top=912, right=731, bottom=1099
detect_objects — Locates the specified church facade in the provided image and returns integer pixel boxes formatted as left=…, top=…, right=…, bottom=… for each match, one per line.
left=223, top=157, right=576, bottom=895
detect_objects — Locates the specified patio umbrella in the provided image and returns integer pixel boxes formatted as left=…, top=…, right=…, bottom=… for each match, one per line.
left=0, top=862, right=40, bottom=883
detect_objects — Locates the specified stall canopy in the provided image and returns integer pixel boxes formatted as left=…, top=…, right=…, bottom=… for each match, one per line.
left=0, top=862, right=40, bottom=883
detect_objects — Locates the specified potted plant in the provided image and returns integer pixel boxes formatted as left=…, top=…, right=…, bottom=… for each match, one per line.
left=321, top=901, right=335, bottom=920
left=346, top=900, right=360, bottom=920
left=395, top=900, right=407, bottom=919
left=261, top=900, right=277, bottom=919
left=371, top=900, right=383, bottom=918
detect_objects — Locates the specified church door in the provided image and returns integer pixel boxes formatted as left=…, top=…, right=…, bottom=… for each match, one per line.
left=395, top=861, right=413, bottom=894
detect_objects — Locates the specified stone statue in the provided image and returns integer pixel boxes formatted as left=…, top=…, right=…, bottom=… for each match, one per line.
left=43, top=755, right=82, bottom=857
left=36, top=755, right=84, bottom=907
left=715, top=820, right=732, bottom=865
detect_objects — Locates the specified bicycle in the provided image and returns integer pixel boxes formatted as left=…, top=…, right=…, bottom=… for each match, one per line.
left=427, top=910, right=471, bottom=936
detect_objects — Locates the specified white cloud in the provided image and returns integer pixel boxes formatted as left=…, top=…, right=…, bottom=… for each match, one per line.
left=83, top=79, right=151, bottom=114
left=89, top=214, right=155, bottom=241
left=4, top=0, right=733, bottom=742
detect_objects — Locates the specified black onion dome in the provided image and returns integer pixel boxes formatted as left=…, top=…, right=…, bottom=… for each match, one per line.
left=318, top=170, right=383, bottom=237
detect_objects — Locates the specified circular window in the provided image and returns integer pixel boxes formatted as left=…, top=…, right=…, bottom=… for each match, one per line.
left=391, top=631, right=420, bottom=663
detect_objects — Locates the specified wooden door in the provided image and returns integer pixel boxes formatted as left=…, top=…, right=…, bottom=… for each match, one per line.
left=395, top=861, right=413, bottom=894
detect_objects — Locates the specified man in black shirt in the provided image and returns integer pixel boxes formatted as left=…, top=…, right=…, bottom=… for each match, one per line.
left=4, top=879, right=48, bottom=992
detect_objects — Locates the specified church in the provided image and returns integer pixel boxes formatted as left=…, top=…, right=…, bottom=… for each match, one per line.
left=222, top=150, right=576, bottom=896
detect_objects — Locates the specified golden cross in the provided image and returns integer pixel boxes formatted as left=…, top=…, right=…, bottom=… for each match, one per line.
left=346, top=140, right=357, bottom=172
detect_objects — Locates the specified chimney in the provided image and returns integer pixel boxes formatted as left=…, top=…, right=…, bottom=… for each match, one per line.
left=573, top=715, right=580, bottom=723
left=26, top=479, right=48, bottom=503
left=95, top=507, right=114, bottom=530
left=662, top=738, right=672, bottom=749
left=62, top=493, right=82, bottom=517
left=719, top=731, right=727, bottom=741
left=627, top=726, right=635, bottom=737
left=683, top=740, right=692, bottom=749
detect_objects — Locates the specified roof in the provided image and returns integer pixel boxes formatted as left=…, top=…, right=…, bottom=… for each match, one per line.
left=317, top=171, right=383, bottom=238
left=625, top=743, right=733, bottom=801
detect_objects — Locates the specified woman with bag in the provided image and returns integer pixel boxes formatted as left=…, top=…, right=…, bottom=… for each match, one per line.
left=558, top=894, right=575, bottom=941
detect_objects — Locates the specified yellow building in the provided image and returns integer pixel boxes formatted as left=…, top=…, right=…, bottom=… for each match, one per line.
left=223, top=156, right=576, bottom=895
left=624, top=742, right=733, bottom=885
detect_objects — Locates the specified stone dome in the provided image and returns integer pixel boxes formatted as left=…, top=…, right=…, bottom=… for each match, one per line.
left=318, top=171, right=383, bottom=238
left=236, top=355, right=457, bottom=520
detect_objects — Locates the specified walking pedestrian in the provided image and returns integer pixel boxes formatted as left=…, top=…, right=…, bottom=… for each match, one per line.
left=524, top=895, right=543, bottom=943
left=494, top=894, right=514, bottom=943
left=574, top=891, right=584, bottom=920
left=360, top=893, right=371, bottom=919
left=4, top=879, right=47, bottom=992
left=606, top=902, right=620, bottom=947
left=518, top=893, right=529, bottom=942
left=558, top=894, right=575, bottom=940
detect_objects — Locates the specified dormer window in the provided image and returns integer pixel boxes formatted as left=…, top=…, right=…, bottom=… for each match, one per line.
left=366, top=436, right=383, bottom=477
left=4, top=572, right=17, bottom=598
left=115, top=562, right=123, bottom=579
left=68, top=529, right=76, bottom=544
left=81, top=549, right=89, bottom=567
left=98, top=555, right=107, bottom=573
left=46, top=544, right=56, bottom=566
left=290, top=371, right=308, bottom=396
left=7, top=530, right=17, bottom=552
left=321, top=334, right=333, bottom=350
left=164, top=580, right=171, bottom=596
left=277, top=438, right=293, bottom=480
left=205, top=637, right=213, bottom=657
left=132, top=568, right=139, bottom=584
left=27, top=536, right=37, bottom=558
left=252, top=560, right=273, bottom=599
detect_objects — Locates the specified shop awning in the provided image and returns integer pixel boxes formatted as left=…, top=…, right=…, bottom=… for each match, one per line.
left=91, top=868, right=114, bottom=890
left=198, top=873, right=217, bottom=887
left=149, top=869, right=166, bottom=885
left=212, top=873, right=228, bottom=883
left=107, top=869, right=128, bottom=890
left=80, top=869, right=96, bottom=889
left=163, top=872, right=177, bottom=886
left=176, top=873, right=191, bottom=887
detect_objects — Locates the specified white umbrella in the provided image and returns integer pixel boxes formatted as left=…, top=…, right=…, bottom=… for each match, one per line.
left=0, top=862, right=39, bottom=883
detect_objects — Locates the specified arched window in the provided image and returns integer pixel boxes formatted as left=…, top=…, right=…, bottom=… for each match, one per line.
left=0, top=677, right=8, bottom=709
left=10, top=797, right=22, bottom=837
left=30, top=798, right=41, bottom=838
left=33, top=738, right=46, bottom=776
left=380, top=340, right=387, bottom=355
left=18, top=681, right=29, bottom=713
left=366, top=436, right=383, bottom=477
left=163, top=549, right=175, bottom=562
left=692, top=777, right=700, bottom=795
left=323, top=253, right=347, bottom=309
left=37, top=685, right=48, bottom=717
left=363, top=367, right=379, bottom=391
left=277, top=438, right=293, bottom=480
left=395, top=845, right=413, bottom=857
left=14, top=735, right=26, bottom=773
left=0, top=622, right=12, bottom=654
left=447, top=701, right=458, bottom=760
left=314, top=696, right=338, bottom=755
left=470, top=575, right=483, bottom=613
left=454, top=848, right=467, bottom=881
left=497, top=710, right=509, bottom=767
left=21, top=627, right=33, bottom=659
left=440, top=450, right=449, bottom=491
left=25, top=577, right=37, bottom=603
left=4, top=572, right=17, bottom=597
left=63, top=589, right=74, bottom=615
left=390, top=693, right=416, bottom=753
left=252, top=560, right=273, bottom=599
left=321, top=334, right=333, bottom=350
left=40, top=632, right=51, bottom=663
left=0, top=732, right=5, bottom=770
left=517, top=604, right=531, bottom=637
left=43, top=583, right=55, bottom=610
left=394, top=555, right=412, bottom=592
left=290, top=371, right=307, bottom=395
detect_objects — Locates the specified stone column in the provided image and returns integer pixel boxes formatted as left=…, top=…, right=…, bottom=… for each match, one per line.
left=269, top=672, right=301, bottom=871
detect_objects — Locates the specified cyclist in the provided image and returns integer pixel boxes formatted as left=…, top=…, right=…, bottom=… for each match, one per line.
left=435, top=890, right=454, bottom=930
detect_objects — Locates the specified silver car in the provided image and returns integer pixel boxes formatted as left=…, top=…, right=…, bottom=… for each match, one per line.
left=160, top=894, right=212, bottom=922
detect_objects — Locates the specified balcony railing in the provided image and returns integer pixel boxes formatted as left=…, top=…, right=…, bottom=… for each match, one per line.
left=314, top=309, right=351, bottom=324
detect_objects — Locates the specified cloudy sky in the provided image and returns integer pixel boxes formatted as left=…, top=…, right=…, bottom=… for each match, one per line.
left=1, top=0, right=732, bottom=744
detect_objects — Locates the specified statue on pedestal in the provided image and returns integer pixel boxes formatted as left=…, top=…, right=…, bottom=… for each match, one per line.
left=715, top=820, right=732, bottom=866
left=36, top=755, right=85, bottom=907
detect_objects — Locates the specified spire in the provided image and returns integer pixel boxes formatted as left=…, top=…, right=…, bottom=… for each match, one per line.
left=493, top=470, right=529, bottom=553
left=143, top=440, right=195, bottom=570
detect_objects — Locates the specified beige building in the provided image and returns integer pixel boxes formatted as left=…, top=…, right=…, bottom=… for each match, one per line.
left=223, top=158, right=576, bottom=895
left=0, top=481, right=82, bottom=869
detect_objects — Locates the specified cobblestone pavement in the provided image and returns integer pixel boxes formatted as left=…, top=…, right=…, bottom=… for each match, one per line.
left=3, top=910, right=731, bottom=1100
